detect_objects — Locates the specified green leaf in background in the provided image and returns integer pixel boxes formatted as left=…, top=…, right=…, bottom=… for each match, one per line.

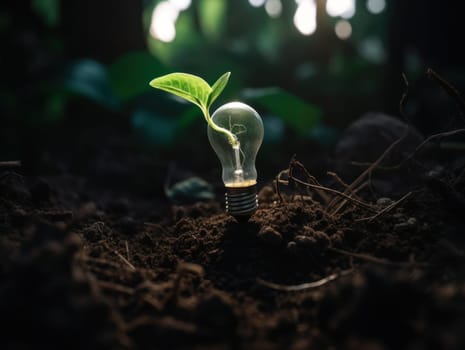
left=165, top=177, right=214, bottom=202
left=149, top=73, right=212, bottom=110
left=198, top=0, right=227, bottom=41
left=32, top=0, right=59, bottom=27
left=242, top=87, right=322, bottom=134
left=132, top=107, right=178, bottom=146
left=108, top=51, right=168, bottom=101
left=62, top=59, right=119, bottom=110
left=207, top=71, right=230, bottom=108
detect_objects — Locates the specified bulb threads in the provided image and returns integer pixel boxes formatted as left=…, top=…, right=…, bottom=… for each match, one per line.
left=225, top=184, right=258, bottom=217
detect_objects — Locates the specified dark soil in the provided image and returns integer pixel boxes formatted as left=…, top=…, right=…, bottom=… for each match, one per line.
left=2, top=117, right=465, bottom=350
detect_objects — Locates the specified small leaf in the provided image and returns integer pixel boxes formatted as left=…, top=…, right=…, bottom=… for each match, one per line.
left=207, top=71, right=230, bottom=108
left=149, top=72, right=211, bottom=109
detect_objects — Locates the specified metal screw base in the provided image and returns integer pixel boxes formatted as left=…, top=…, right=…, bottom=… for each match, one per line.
left=225, top=184, right=258, bottom=217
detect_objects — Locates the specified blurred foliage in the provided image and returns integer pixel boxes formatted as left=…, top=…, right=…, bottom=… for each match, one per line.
left=108, top=51, right=169, bottom=101
left=32, top=0, right=59, bottom=27
left=242, top=87, right=322, bottom=133
left=1, top=0, right=407, bottom=153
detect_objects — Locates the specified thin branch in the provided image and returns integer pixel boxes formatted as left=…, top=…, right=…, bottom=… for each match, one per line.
left=275, top=169, right=288, bottom=203
left=103, top=243, right=136, bottom=271
left=328, top=247, right=428, bottom=268
left=125, top=240, right=131, bottom=262
left=391, top=128, right=465, bottom=169
left=356, top=191, right=414, bottom=222
left=337, top=128, right=409, bottom=201
left=327, top=171, right=355, bottom=194
left=399, top=73, right=410, bottom=122
left=256, top=269, right=354, bottom=291
left=290, top=177, right=376, bottom=212
left=427, top=68, right=465, bottom=116
left=292, top=159, right=330, bottom=203
left=0, top=161, right=21, bottom=168
left=331, top=181, right=369, bottom=216
left=97, top=280, right=135, bottom=295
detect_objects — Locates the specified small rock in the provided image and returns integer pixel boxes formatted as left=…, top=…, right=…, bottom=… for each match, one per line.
left=407, top=217, right=417, bottom=226
left=394, top=217, right=418, bottom=231
left=314, top=231, right=330, bottom=250
left=376, top=197, right=392, bottom=206
left=258, top=226, right=283, bottom=247
left=78, top=202, right=97, bottom=218
left=295, top=235, right=316, bottom=248
left=295, top=230, right=330, bottom=254
left=286, top=241, right=298, bottom=255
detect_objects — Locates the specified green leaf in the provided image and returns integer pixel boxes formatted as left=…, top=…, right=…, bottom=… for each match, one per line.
left=149, top=72, right=212, bottom=109
left=198, top=0, right=227, bottom=41
left=242, top=87, right=322, bottom=134
left=108, top=51, right=168, bottom=101
left=32, top=0, right=59, bottom=27
left=207, top=71, right=230, bottom=108
left=62, top=59, right=119, bottom=110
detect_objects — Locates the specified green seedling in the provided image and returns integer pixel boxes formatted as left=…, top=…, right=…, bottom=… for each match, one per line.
left=149, top=72, right=264, bottom=217
left=149, top=72, right=238, bottom=147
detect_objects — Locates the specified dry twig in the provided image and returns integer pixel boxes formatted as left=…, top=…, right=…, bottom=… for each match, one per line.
left=257, top=269, right=354, bottom=291
left=0, top=161, right=21, bottom=168
left=103, top=243, right=136, bottom=271
left=285, top=177, right=376, bottom=212
left=328, top=247, right=428, bottom=268
left=427, top=68, right=465, bottom=116
left=356, top=191, right=414, bottom=222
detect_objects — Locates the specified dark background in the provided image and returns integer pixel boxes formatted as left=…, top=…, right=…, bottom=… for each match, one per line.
left=1, top=0, right=464, bottom=189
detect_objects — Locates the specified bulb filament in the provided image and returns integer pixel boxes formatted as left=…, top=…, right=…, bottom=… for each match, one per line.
left=233, top=143, right=244, bottom=182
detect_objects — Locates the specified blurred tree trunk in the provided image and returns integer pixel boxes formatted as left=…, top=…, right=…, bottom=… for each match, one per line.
left=60, top=0, right=146, bottom=63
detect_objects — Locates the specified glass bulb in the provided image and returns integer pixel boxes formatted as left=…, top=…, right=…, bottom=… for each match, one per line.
left=207, top=102, right=264, bottom=217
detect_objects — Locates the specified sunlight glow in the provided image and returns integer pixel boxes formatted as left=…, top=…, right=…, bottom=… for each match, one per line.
left=366, top=0, right=386, bottom=14
left=265, top=0, right=282, bottom=18
left=326, top=0, right=356, bottom=19
left=169, top=0, right=191, bottom=11
left=249, top=0, right=267, bottom=7
left=334, top=20, right=352, bottom=40
left=294, top=0, right=317, bottom=35
left=150, top=1, right=179, bottom=43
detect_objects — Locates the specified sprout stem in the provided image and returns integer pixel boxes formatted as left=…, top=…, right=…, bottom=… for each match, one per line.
left=204, top=108, right=239, bottom=147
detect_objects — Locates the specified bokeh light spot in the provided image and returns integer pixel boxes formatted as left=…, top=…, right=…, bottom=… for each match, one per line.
left=265, top=0, right=282, bottom=18
left=334, top=20, right=352, bottom=40
left=169, top=0, right=191, bottom=11
left=249, top=0, right=266, bottom=7
left=366, top=0, right=386, bottom=14
left=326, top=0, right=355, bottom=19
left=294, top=0, right=317, bottom=35
left=150, top=1, right=179, bottom=43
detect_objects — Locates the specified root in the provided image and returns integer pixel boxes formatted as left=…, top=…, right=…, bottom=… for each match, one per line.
left=427, top=68, right=465, bottom=116
left=104, top=242, right=136, bottom=271
left=356, top=191, right=414, bottom=222
left=275, top=158, right=375, bottom=216
left=328, top=247, right=428, bottom=268
left=256, top=269, right=354, bottom=291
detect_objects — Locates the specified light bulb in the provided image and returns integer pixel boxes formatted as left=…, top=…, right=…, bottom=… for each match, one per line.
left=207, top=102, right=264, bottom=217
